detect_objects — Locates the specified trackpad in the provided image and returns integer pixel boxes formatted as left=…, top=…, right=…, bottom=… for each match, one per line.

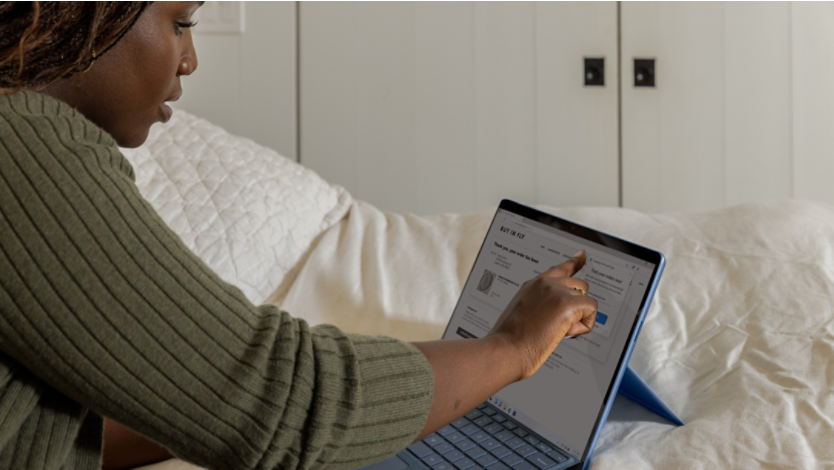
left=362, top=455, right=410, bottom=470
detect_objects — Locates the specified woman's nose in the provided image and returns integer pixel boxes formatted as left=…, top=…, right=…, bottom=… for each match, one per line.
left=177, top=35, right=198, bottom=76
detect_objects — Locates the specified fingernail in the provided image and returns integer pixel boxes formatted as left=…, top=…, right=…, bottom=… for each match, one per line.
left=573, top=250, right=584, bottom=257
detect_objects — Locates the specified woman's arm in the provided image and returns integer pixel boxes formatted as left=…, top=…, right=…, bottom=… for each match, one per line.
left=0, top=95, right=432, bottom=470
left=99, top=254, right=595, bottom=467
left=102, top=418, right=172, bottom=470
left=99, top=253, right=594, bottom=468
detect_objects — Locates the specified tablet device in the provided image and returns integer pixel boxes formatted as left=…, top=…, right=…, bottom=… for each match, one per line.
left=364, top=199, right=666, bottom=470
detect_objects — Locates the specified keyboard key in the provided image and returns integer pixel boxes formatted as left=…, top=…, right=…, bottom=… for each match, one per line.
left=513, top=429, right=529, bottom=438
left=435, top=462, right=454, bottom=470
left=533, top=443, right=552, bottom=454
left=546, top=451, right=568, bottom=463
left=489, top=463, right=511, bottom=470
left=477, top=403, right=487, bottom=410
left=524, top=436, right=540, bottom=446
left=482, top=407, right=497, bottom=416
left=514, top=461, right=536, bottom=470
left=446, top=432, right=466, bottom=444
left=452, top=418, right=471, bottom=429
left=528, top=453, right=556, bottom=469
left=484, top=423, right=504, bottom=435
left=490, top=445, right=512, bottom=459
left=494, top=430, right=514, bottom=442
left=465, top=409, right=484, bottom=420
left=461, top=424, right=480, bottom=436
left=435, top=443, right=455, bottom=455
left=423, top=454, right=445, bottom=466
left=445, top=450, right=464, bottom=462
left=480, top=438, right=500, bottom=451
left=425, top=434, right=444, bottom=447
left=493, top=414, right=508, bottom=424
left=465, top=446, right=487, bottom=459
left=470, top=431, right=489, bottom=443
left=455, top=439, right=476, bottom=452
left=438, top=426, right=456, bottom=437
left=454, top=458, right=476, bottom=470
left=505, top=437, right=525, bottom=449
left=502, top=421, right=518, bottom=431
left=476, top=454, right=498, bottom=467
left=516, top=445, right=538, bottom=458
left=408, top=441, right=434, bottom=458
left=500, top=453, right=523, bottom=467
left=473, top=416, right=494, bottom=427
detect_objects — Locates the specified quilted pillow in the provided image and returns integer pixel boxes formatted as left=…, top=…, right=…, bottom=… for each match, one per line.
left=121, top=110, right=352, bottom=304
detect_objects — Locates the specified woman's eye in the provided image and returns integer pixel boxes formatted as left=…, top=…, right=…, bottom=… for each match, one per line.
left=174, top=21, right=197, bottom=35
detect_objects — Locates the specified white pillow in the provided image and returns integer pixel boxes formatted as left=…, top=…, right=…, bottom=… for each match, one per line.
left=121, top=110, right=352, bottom=304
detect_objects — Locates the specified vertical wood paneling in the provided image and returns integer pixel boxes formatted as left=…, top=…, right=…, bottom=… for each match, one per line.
left=352, top=3, right=476, bottom=213
left=792, top=2, right=834, bottom=205
left=622, top=2, right=800, bottom=213
left=622, top=2, right=726, bottom=213
left=620, top=3, right=661, bottom=212
left=536, top=2, right=619, bottom=208
left=299, top=2, right=358, bottom=190
left=302, top=2, right=550, bottom=215
left=724, top=2, right=792, bottom=206
left=403, top=3, right=476, bottom=214
left=658, top=4, right=725, bottom=213
left=474, top=3, right=537, bottom=210
left=303, top=2, right=480, bottom=215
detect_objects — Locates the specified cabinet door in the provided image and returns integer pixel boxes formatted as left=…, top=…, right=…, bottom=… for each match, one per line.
left=300, top=2, right=618, bottom=215
left=793, top=2, right=834, bottom=205
left=621, top=2, right=793, bottom=212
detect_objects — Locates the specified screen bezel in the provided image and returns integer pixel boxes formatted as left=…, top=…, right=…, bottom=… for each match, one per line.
left=443, top=199, right=665, bottom=465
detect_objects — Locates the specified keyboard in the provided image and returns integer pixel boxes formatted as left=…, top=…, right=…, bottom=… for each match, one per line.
left=401, top=402, right=575, bottom=470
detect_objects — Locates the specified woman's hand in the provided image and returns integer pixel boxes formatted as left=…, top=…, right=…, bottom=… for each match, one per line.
left=487, top=250, right=598, bottom=380
left=413, top=250, right=598, bottom=440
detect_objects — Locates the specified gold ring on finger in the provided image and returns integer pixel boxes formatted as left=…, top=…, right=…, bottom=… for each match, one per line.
left=572, top=287, right=587, bottom=296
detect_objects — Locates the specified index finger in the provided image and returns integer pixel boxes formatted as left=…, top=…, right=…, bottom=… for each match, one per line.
left=542, top=250, right=586, bottom=278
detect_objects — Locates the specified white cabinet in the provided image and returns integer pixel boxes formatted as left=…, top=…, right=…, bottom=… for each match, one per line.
left=300, top=2, right=619, bottom=215
left=621, top=2, right=792, bottom=213
left=182, top=2, right=834, bottom=215
left=792, top=2, right=834, bottom=205
left=621, top=2, right=834, bottom=213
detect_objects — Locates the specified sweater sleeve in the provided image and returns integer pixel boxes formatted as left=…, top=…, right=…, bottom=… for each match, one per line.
left=0, top=92, right=433, bottom=470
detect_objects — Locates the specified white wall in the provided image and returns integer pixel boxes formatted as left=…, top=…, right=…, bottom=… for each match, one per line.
left=176, top=2, right=297, bottom=161
left=177, top=1, right=834, bottom=216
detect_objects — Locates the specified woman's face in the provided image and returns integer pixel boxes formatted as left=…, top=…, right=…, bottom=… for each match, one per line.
left=41, top=2, right=201, bottom=148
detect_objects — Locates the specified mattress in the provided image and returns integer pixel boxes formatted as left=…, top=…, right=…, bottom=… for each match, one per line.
left=129, top=111, right=834, bottom=469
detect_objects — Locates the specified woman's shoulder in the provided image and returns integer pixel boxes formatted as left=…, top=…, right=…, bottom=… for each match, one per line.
left=0, top=90, right=135, bottom=181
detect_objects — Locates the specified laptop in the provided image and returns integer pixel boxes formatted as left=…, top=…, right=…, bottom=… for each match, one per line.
left=362, top=199, right=667, bottom=470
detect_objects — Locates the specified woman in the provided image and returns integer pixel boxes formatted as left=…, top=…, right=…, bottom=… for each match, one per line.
left=0, top=3, right=597, bottom=470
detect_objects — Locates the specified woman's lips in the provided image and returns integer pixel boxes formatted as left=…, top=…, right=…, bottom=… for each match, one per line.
left=160, top=103, right=173, bottom=123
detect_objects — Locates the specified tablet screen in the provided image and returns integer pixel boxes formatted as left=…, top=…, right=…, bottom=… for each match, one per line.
left=442, top=201, right=661, bottom=461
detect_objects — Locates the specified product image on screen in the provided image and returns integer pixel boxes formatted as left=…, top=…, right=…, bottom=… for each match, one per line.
left=443, top=206, right=657, bottom=460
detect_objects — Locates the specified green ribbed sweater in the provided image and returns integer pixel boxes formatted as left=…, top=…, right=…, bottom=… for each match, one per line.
left=0, top=91, right=433, bottom=470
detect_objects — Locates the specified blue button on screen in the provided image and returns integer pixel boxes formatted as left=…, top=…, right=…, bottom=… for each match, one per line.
left=596, top=312, right=608, bottom=325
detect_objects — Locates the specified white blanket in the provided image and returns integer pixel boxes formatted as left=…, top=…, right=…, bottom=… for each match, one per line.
left=275, top=200, right=834, bottom=469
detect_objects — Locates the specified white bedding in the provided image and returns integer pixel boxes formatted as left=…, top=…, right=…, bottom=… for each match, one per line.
left=122, top=111, right=352, bottom=305
left=130, top=111, right=834, bottom=469
left=279, top=200, right=834, bottom=469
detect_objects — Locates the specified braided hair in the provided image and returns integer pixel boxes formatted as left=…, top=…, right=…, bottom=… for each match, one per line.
left=0, top=1, right=149, bottom=92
